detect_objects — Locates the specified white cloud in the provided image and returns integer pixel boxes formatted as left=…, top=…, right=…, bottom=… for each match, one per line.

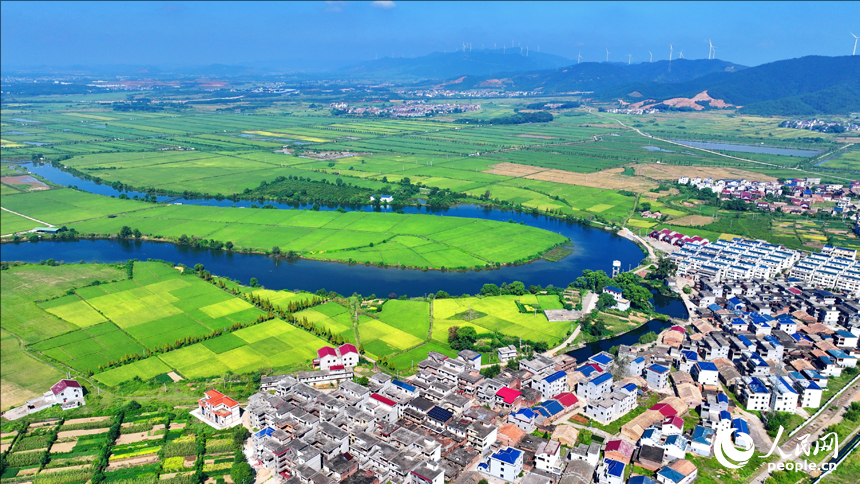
left=370, top=1, right=396, bottom=10
left=325, top=1, right=345, bottom=13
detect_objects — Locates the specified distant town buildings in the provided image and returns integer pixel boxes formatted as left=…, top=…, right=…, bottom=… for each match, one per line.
left=779, top=119, right=860, bottom=133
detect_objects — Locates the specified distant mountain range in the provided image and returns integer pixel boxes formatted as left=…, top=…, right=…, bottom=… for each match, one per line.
left=336, top=49, right=573, bottom=80
left=595, top=55, right=860, bottom=115
left=444, top=58, right=746, bottom=91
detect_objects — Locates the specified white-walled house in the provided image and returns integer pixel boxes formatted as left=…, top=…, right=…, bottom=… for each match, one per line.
left=479, top=447, right=524, bottom=482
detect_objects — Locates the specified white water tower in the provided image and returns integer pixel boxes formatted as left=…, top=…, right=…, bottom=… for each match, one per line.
left=612, top=260, right=621, bottom=278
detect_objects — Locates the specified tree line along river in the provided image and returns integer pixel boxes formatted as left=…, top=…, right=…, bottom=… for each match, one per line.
left=3, top=162, right=689, bottom=336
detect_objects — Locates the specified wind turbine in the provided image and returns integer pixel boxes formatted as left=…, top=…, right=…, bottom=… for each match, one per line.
left=708, top=39, right=715, bottom=59
left=606, top=48, right=610, bottom=62
left=669, top=44, right=673, bottom=61
left=852, top=32, right=859, bottom=56
left=649, top=51, right=653, bottom=62
left=628, top=54, right=632, bottom=65
left=679, top=51, right=684, bottom=59
left=577, top=52, right=583, bottom=64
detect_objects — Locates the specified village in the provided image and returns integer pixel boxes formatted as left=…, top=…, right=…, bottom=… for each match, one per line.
left=328, top=101, right=481, bottom=117
left=677, top=177, right=860, bottom=217
left=218, top=240, right=859, bottom=484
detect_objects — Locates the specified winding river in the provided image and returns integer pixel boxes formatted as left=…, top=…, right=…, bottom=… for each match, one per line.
left=4, top=162, right=687, bottom=320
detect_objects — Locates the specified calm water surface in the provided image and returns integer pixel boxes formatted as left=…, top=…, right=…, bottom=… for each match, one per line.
left=5, top=162, right=687, bottom=317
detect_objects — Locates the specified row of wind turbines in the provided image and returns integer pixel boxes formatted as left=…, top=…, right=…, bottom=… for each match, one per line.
left=591, top=39, right=718, bottom=65
left=456, top=32, right=859, bottom=65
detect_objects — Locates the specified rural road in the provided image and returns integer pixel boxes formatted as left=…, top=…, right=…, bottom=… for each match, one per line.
left=546, top=325, right=582, bottom=357
left=586, top=108, right=855, bottom=183
left=1, top=206, right=54, bottom=230
left=618, top=227, right=657, bottom=261
left=581, top=291, right=598, bottom=313
left=747, top=375, right=860, bottom=484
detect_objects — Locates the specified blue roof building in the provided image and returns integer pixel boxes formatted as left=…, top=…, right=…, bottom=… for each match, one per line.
left=657, top=467, right=686, bottom=484
left=485, top=447, right=524, bottom=481
left=590, top=353, right=614, bottom=366
left=392, top=379, right=417, bottom=393
left=732, top=418, right=749, bottom=435
left=577, top=365, right=598, bottom=377
left=493, top=447, right=523, bottom=465
left=544, top=371, right=566, bottom=383
left=628, top=476, right=658, bottom=484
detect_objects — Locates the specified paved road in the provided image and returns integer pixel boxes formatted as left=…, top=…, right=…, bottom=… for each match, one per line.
left=618, top=227, right=657, bottom=262
left=586, top=109, right=855, bottom=183
left=581, top=291, right=598, bottom=314
left=1, top=206, right=54, bottom=236
left=546, top=325, right=582, bottom=357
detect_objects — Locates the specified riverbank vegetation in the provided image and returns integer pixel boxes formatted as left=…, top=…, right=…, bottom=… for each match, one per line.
left=1, top=188, right=567, bottom=270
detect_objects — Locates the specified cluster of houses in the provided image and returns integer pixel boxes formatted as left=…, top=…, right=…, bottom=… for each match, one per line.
left=604, top=108, right=660, bottom=115
left=236, top=255, right=860, bottom=484
left=789, top=246, right=860, bottom=295
left=778, top=119, right=860, bottom=133
left=672, top=237, right=801, bottom=283
left=397, top=89, right=544, bottom=98
left=244, top=341, right=715, bottom=484
left=672, top=236, right=860, bottom=295
left=330, top=102, right=480, bottom=117
left=648, top=229, right=710, bottom=248
left=676, top=176, right=860, bottom=216
left=678, top=277, right=859, bottom=419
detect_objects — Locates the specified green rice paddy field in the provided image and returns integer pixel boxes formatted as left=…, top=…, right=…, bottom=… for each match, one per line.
left=1, top=261, right=329, bottom=393
left=2, top=261, right=577, bottom=400
left=3, top=189, right=567, bottom=268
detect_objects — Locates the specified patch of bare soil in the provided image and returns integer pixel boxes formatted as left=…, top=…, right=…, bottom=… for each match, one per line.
left=484, top=162, right=659, bottom=192
left=642, top=90, right=733, bottom=111
left=42, top=464, right=89, bottom=473
left=167, top=372, right=183, bottom=382
left=108, top=455, right=159, bottom=469
left=29, top=420, right=59, bottom=429
left=669, top=215, right=716, bottom=226
left=18, top=468, right=39, bottom=476
left=64, top=416, right=110, bottom=426
left=170, top=422, right=186, bottom=430
left=57, top=428, right=109, bottom=439
left=1, top=175, right=49, bottom=190
left=634, top=163, right=778, bottom=182
left=114, top=432, right=161, bottom=445
left=49, top=441, right=77, bottom=453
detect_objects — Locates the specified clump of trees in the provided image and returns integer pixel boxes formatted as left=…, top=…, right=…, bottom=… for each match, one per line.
left=571, top=270, right=653, bottom=311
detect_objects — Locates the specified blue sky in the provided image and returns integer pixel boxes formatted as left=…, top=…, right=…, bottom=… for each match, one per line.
left=2, top=1, right=858, bottom=69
